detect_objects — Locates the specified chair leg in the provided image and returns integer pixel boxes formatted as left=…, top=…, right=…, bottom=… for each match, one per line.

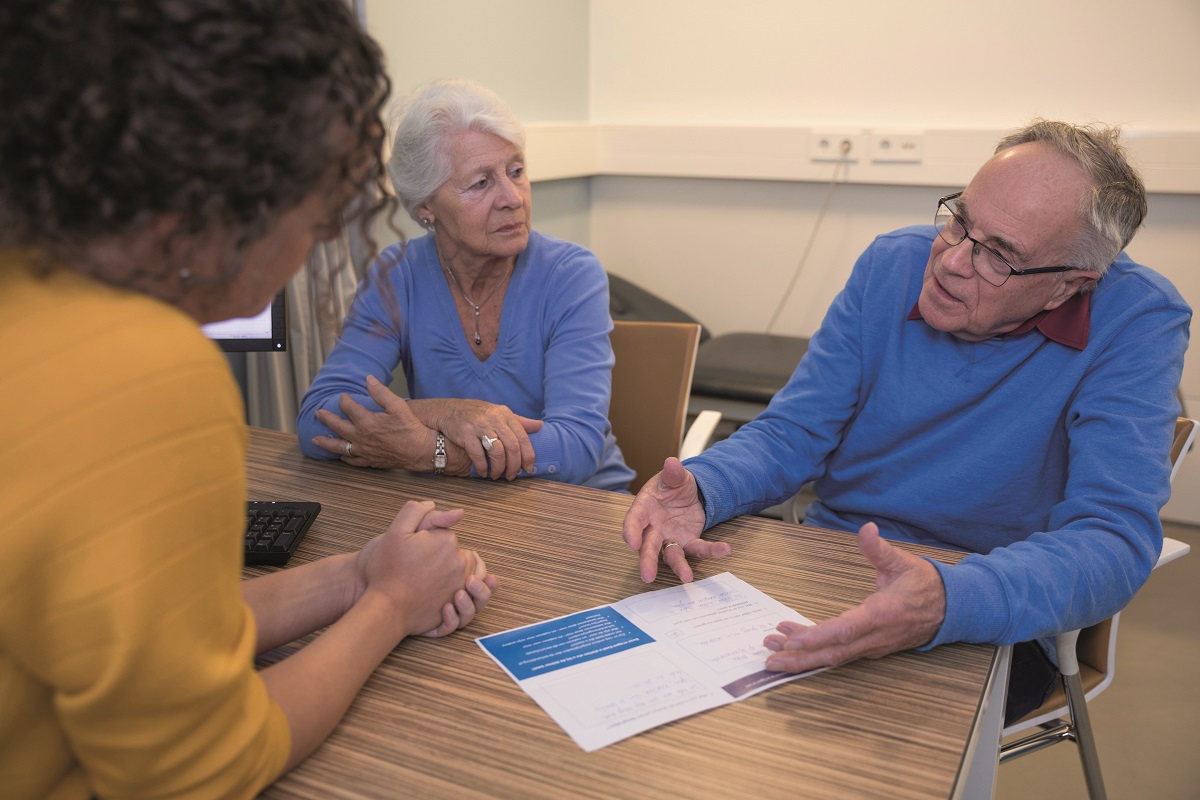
left=1062, top=670, right=1107, bottom=800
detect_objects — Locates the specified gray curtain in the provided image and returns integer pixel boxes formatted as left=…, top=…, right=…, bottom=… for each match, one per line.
left=243, top=237, right=363, bottom=432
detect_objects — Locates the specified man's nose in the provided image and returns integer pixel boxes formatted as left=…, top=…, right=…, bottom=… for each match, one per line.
left=940, top=237, right=976, bottom=278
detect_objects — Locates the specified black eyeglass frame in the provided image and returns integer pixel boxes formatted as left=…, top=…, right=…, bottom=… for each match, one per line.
left=934, top=192, right=1084, bottom=287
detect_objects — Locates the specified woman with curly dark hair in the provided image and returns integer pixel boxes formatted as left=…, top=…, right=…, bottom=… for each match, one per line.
left=0, top=1, right=496, bottom=796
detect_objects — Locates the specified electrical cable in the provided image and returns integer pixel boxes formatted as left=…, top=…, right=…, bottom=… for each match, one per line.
left=765, top=138, right=852, bottom=333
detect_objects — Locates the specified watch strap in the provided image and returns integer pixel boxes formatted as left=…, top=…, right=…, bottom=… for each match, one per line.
left=433, top=431, right=447, bottom=474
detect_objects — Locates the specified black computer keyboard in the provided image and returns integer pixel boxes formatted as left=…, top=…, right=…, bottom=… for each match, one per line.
left=244, top=501, right=321, bottom=566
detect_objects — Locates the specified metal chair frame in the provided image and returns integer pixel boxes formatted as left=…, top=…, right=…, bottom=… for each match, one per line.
left=997, top=416, right=1198, bottom=800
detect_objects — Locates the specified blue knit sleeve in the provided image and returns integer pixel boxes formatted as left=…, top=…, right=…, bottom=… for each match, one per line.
left=520, top=247, right=624, bottom=486
left=295, top=244, right=408, bottom=459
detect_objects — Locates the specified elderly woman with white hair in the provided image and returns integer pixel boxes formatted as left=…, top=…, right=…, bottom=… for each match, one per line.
left=298, top=79, right=634, bottom=491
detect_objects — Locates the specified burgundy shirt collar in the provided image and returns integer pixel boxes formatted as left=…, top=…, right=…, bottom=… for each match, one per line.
left=907, top=291, right=1091, bottom=350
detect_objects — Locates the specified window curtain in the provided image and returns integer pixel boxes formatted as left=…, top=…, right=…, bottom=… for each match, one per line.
left=241, top=0, right=373, bottom=433
left=243, top=239, right=363, bottom=432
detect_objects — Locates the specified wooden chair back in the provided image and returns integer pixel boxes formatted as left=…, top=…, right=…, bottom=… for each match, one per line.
left=609, top=321, right=702, bottom=493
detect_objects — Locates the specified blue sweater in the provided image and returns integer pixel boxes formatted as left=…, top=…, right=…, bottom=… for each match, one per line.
left=686, top=225, right=1190, bottom=650
left=297, top=231, right=634, bottom=492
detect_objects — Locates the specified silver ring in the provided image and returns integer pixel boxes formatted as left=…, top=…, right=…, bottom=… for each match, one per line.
left=344, top=440, right=354, bottom=457
left=661, top=541, right=682, bottom=556
left=481, top=435, right=498, bottom=452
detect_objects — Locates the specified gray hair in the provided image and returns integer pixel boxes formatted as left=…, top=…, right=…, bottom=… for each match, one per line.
left=995, top=119, right=1147, bottom=275
left=387, top=79, right=526, bottom=221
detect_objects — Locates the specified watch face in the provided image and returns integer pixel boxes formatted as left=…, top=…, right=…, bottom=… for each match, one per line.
left=435, top=454, right=447, bottom=468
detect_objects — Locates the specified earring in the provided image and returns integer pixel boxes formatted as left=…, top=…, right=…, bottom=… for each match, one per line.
left=422, top=218, right=433, bottom=228
left=179, top=268, right=191, bottom=281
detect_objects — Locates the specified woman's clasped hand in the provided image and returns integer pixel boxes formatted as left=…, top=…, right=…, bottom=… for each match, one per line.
left=351, top=501, right=497, bottom=638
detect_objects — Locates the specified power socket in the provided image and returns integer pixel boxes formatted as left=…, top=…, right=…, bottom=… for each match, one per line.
left=809, top=129, right=865, bottom=162
left=869, top=130, right=924, bottom=163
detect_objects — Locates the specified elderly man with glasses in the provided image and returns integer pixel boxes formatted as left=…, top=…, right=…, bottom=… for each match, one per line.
left=623, top=119, right=1190, bottom=724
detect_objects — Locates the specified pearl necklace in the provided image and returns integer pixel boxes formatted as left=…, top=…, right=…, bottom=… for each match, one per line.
left=444, top=263, right=512, bottom=346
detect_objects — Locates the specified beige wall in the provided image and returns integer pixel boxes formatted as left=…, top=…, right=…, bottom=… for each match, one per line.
left=365, top=0, right=589, bottom=121
left=588, top=0, right=1200, bottom=128
left=365, top=0, right=1200, bottom=521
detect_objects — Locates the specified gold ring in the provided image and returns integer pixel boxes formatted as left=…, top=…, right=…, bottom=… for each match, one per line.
left=661, top=541, right=682, bottom=557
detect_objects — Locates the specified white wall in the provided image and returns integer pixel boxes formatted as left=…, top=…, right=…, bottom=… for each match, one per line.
left=588, top=0, right=1200, bottom=129
left=592, top=177, right=937, bottom=337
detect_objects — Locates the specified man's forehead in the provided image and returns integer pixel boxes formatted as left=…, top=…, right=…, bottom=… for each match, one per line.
left=960, top=143, right=1089, bottom=256
left=952, top=194, right=1029, bottom=262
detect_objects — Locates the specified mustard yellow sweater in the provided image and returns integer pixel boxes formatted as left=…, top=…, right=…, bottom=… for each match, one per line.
left=0, top=253, right=289, bottom=799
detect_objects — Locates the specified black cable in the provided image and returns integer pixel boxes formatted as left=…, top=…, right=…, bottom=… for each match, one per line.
left=765, top=138, right=852, bottom=333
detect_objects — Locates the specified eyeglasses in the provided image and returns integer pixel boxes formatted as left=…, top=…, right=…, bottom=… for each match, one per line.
left=934, top=192, right=1081, bottom=287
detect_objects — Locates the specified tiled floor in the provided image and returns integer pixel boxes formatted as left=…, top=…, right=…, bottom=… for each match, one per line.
left=994, top=520, right=1200, bottom=799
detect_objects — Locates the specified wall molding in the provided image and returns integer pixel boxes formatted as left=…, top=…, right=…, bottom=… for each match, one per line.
left=526, top=123, right=1200, bottom=194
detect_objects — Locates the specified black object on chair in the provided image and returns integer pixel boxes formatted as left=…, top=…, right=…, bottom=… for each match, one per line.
left=690, top=332, right=809, bottom=407
left=607, top=272, right=712, bottom=343
left=606, top=272, right=809, bottom=425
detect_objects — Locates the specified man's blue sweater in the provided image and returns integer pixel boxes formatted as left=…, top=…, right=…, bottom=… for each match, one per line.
left=686, top=225, right=1190, bottom=650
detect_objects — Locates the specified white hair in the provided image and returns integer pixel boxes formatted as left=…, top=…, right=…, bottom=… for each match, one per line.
left=995, top=119, right=1147, bottom=274
left=386, top=79, right=526, bottom=221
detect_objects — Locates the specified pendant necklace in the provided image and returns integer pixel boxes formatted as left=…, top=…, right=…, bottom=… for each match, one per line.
left=444, top=263, right=512, bottom=346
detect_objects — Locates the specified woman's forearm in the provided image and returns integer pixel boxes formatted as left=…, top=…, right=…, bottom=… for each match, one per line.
left=241, top=553, right=358, bottom=654
left=259, top=590, right=410, bottom=771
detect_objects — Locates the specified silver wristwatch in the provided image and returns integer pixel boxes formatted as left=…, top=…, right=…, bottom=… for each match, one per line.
left=433, top=432, right=447, bottom=475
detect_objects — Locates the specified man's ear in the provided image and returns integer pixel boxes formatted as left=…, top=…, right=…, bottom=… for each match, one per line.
left=1044, top=270, right=1102, bottom=311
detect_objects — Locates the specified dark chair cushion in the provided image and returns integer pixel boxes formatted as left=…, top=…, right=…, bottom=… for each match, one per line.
left=607, top=272, right=711, bottom=343
left=692, top=332, right=809, bottom=403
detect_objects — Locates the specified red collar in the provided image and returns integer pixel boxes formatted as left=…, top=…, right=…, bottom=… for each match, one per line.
left=907, top=291, right=1090, bottom=350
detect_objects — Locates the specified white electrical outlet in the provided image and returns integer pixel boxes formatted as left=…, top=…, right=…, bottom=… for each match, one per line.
left=809, top=129, right=865, bottom=162
left=869, top=131, right=924, bottom=163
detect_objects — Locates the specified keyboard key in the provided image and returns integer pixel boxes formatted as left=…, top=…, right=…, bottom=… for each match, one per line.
left=244, top=501, right=321, bottom=566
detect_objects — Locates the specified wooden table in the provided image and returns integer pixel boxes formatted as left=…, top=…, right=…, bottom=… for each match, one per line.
left=244, top=427, right=999, bottom=799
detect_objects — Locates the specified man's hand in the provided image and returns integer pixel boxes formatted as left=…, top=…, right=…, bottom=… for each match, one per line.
left=763, top=522, right=946, bottom=672
left=621, top=457, right=730, bottom=583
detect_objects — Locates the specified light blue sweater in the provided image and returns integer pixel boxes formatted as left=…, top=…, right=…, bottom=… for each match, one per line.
left=297, top=231, right=634, bottom=492
left=686, top=225, right=1190, bottom=649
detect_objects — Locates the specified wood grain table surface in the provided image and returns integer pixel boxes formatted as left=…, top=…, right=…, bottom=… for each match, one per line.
left=244, top=427, right=996, bottom=800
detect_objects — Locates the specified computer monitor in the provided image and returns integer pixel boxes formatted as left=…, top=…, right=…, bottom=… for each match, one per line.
left=201, top=290, right=287, bottom=352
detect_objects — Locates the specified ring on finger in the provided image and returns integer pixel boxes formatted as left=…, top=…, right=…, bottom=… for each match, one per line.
left=344, top=440, right=354, bottom=457
left=661, top=541, right=682, bottom=558
left=481, top=435, right=498, bottom=452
